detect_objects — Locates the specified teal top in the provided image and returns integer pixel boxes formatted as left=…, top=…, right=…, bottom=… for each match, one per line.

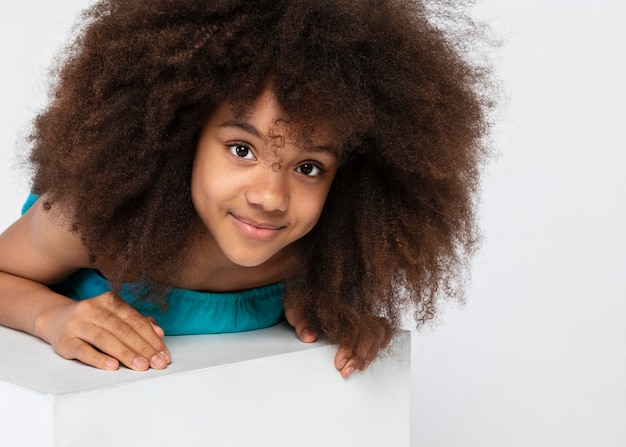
left=21, top=193, right=285, bottom=335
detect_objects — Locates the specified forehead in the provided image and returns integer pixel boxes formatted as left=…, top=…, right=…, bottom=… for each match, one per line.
left=212, top=90, right=341, bottom=155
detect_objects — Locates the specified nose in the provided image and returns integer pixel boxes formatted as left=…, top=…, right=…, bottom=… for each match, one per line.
left=245, top=166, right=290, bottom=212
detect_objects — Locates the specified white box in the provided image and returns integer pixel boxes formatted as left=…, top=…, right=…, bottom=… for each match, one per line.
left=0, top=322, right=410, bottom=446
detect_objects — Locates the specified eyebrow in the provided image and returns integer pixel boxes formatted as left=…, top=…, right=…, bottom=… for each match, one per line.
left=217, top=120, right=263, bottom=140
left=305, top=144, right=341, bottom=159
left=217, top=119, right=340, bottom=159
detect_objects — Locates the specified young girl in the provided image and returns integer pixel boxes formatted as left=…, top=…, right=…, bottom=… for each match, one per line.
left=0, top=0, right=492, bottom=378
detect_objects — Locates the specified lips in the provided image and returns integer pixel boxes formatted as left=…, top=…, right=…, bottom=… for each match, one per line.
left=229, top=213, right=287, bottom=240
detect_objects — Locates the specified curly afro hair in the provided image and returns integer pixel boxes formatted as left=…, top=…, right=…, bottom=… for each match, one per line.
left=28, top=0, right=495, bottom=346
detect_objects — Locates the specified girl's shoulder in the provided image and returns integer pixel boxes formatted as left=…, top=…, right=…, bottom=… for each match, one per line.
left=1, top=193, right=93, bottom=285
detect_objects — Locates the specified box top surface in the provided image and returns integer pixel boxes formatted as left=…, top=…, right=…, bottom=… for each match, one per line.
left=0, top=322, right=331, bottom=395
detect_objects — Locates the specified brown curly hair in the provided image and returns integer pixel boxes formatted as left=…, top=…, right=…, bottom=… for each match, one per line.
left=28, top=0, right=494, bottom=346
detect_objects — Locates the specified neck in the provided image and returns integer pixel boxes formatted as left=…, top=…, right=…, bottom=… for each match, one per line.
left=171, top=227, right=297, bottom=292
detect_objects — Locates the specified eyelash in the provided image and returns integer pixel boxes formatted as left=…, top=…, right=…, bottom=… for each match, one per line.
left=296, top=163, right=324, bottom=177
left=227, top=143, right=255, bottom=161
left=226, top=143, right=325, bottom=178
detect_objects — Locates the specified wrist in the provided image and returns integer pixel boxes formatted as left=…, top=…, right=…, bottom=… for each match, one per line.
left=33, top=300, right=67, bottom=343
left=33, top=306, right=52, bottom=341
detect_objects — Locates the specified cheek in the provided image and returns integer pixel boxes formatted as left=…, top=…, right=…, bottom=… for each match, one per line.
left=191, top=163, right=225, bottom=219
left=191, top=153, right=239, bottom=206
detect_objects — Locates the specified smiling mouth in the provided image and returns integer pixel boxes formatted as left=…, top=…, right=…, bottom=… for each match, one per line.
left=229, top=213, right=287, bottom=240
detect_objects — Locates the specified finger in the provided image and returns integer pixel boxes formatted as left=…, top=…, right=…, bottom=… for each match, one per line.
left=295, top=321, right=318, bottom=343
left=334, top=345, right=351, bottom=370
left=91, top=297, right=171, bottom=366
left=335, top=344, right=361, bottom=378
left=73, top=313, right=166, bottom=371
left=334, top=332, right=376, bottom=378
left=284, top=306, right=318, bottom=343
left=145, top=317, right=171, bottom=363
left=56, top=336, right=121, bottom=371
left=360, top=322, right=391, bottom=371
left=341, top=354, right=365, bottom=378
left=360, top=335, right=383, bottom=372
left=109, top=320, right=170, bottom=370
left=84, top=324, right=160, bottom=371
left=147, top=317, right=166, bottom=338
left=336, top=317, right=394, bottom=377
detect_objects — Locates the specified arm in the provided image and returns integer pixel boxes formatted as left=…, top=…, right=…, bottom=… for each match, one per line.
left=0, top=197, right=170, bottom=371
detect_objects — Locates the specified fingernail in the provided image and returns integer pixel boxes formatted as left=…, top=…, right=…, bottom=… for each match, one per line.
left=105, top=358, right=118, bottom=370
left=302, top=329, right=317, bottom=342
left=151, top=354, right=167, bottom=369
left=343, top=366, right=355, bottom=378
left=362, top=360, right=371, bottom=370
left=133, top=356, right=149, bottom=370
left=161, top=350, right=171, bottom=363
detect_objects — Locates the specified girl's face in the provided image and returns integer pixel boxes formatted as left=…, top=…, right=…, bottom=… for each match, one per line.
left=191, top=89, right=340, bottom=268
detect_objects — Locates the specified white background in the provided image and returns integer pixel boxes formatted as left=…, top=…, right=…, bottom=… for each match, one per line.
left=1, top=2, right=624, bottom=446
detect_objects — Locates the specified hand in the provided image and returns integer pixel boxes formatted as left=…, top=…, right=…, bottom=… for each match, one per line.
left=35, top=292, right=171, bottom=371
left=332, top=314, right=393, bottom=379
left=285, top=306, right=392, bottom=379
left=284, top=304, right=319, bottom=344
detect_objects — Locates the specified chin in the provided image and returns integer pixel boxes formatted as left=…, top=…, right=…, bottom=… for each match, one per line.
left=234, top=259, right=267, bottom=268
left=227, top=251, right=275, bottom=269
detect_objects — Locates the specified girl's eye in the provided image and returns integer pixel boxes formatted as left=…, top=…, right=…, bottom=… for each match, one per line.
left=296, top=163, right=323, bottom=177
left=228, top=144, right=255, bottom=160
